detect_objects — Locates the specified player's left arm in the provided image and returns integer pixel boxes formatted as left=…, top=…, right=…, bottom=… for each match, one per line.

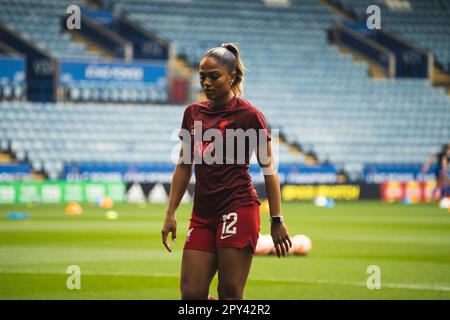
left=421, top=154, right=434, bottom=174
left=257, top=140, right=292, bottom=258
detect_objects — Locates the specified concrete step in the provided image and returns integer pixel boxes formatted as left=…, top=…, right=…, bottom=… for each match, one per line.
left=171, top=58, right=194, bottom=78
left=431, top=66, right=450, bottom=97
left=69, top=32, right=114, bottom=60
left=320, top=0, right=354, bottom=19
left=31, top=172, right=46, bottom=181
left=338, top=46, right=387, bottom=79
left=370, top=63, right=387, bottom=79
left=0, top=152, right=14, bottom=163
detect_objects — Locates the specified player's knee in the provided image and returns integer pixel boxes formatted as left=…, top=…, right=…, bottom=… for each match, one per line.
left=180, top=284, right=208, bottom=300
left=218, top=283, right=243, bottom=300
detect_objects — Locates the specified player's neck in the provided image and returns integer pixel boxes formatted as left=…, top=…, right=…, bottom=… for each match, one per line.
left=210, top=92, right=235, bottom=108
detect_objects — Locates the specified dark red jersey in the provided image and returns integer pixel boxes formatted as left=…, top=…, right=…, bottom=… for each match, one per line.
left=179, top=96, right=271, bottom=216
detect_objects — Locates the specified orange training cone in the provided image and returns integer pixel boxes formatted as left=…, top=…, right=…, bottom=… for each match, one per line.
left=260, top=199, right=270, bottom=214
left=100, top=196, right=114, bottom=209
left=65, top=201, right=83, bottom=215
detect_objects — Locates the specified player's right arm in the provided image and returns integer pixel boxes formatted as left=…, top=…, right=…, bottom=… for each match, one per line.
left=162, top=142, right=193, bottom=252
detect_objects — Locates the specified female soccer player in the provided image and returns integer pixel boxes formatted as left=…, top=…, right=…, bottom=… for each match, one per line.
left=422, top=143, right=450, bottom=200
left=161, top=43, right=291, bottom=300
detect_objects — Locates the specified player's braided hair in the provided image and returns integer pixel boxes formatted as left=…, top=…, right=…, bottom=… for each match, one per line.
left=203, top=42, right=245, bottom=97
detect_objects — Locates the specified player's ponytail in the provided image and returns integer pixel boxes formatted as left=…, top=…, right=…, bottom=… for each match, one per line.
left=203, top=42, right=245, bottom=97
left=443, top=144, right=450, bottom=153
left=221, top=43, right=244, bottom=97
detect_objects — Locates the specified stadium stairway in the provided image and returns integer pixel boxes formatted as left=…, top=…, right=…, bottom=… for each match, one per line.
left=323, top=0, right=450, bottom=96
left=96, top=0, right=449, bottom=178
left=0, top=152, right=14, bottom=164
left=2, top=0, right=449, bottom=179
left=0, top=0, right=101, bottom=60
left=337, top=46, right=388, bottom=80
left=321, top=0, right=388, bottom=80
left=431, top=67, right=450, bottom=96
left=68, top=31, right=115, bottom=60
left=0, top=151, right=45, bottom=180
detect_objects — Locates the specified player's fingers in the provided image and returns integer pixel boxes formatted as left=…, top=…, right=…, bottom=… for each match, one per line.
left=164, top=241, right=172, bottom=252
left=172, top=229, right=177, bottom=243
left=278, top=239, right=286, bottom=257
left=161, top=229, right=169, bottom=242
left=161, top=230, right=172, bottom=252
left=163, top=239, right=172, bottom=252
left=274, top=242, right=281, bottom=258
left=283, top=236, right=292, bottom=251
left=286, top=236, right=292, bottom=249
left=282, top=240, right=287, bottom=256
left=282, top=239, right=290, bottom=255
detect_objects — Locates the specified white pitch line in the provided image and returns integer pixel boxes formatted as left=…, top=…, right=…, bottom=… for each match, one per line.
left=1, top=269, right=450, bottom=293
left=257, top=276, right=450, bottom=292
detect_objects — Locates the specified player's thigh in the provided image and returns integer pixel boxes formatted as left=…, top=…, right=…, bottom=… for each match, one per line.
left=217, top=202, right=260, bottom=253
left=217, top=247, right=253, bottom=300
left=180, top=250, right=217, bottom=299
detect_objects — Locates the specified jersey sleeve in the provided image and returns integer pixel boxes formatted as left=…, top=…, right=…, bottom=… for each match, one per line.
left=178, top=106, right=191, bottom=140
left=251, top=109, right=271, bottom=142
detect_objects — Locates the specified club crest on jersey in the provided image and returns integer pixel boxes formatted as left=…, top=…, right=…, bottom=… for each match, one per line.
left=218, top=119, right=230, bottom=133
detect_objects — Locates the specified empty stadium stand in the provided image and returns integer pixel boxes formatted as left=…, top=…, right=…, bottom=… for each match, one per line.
left=0, top=0, right=100, bottom=60
left=330, top=0, right=450, bottom=73
left=0, top=0, right=449, bottom=180
left=0, top=101, right=303, bottom=179
left=101, top=0, right=450, bottom=177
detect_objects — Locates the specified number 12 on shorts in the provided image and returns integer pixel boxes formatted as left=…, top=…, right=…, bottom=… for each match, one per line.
left=221, top=212, right=238, bottom=240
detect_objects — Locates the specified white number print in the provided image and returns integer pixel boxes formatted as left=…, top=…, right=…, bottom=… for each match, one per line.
left=221, top=212, right=238, bottom=240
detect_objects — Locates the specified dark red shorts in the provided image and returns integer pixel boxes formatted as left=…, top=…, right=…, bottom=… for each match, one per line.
left=183, top=201, right=260, bottom=254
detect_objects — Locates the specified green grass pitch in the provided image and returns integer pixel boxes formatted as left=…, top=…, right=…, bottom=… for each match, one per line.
left=0, top=201, right=449, bottom=299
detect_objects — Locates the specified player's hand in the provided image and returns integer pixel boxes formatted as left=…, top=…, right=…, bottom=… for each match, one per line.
left=271, top=223, right=292, bottom=258
left=162, top=214, right=177, bottom=252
